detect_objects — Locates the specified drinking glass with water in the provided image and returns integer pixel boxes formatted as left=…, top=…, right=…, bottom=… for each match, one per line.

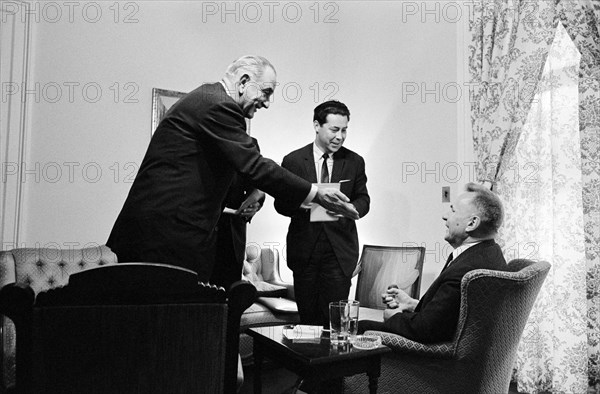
left=342, top=300, right=360, bottom=340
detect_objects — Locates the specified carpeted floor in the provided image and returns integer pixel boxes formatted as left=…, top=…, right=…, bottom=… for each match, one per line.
left=239, top=362, right=298, bottom=394
left=239, top=362, right=528, bottom=393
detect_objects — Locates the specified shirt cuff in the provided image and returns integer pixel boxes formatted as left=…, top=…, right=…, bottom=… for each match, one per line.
left=301, top=184, right=318, bottom=209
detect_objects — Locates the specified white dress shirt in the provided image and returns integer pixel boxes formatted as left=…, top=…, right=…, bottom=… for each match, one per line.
left=448, top=241, right=482, bottom=267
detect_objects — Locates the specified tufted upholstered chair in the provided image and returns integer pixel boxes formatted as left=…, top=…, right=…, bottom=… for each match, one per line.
left=343, top=259, right=551, bottom=394
left=239, top=245, right=300, bottom=366
left=0, top=258, right=255, bottom=393
left=0, top=245, right=117, bottom=392
left=240, top=245, right=299, bottom=329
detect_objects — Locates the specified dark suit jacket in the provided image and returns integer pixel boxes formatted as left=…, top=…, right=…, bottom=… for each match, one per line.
left=211, top=138, right=266, bottom=289
left=274, top=144, right=370, bottom=277
left=107, top=83, right=311, bottom=281
left=383, top=239, right=507, bottom=343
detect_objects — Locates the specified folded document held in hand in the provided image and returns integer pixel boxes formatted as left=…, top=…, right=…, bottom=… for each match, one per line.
left=310, top=182, right=341, bottom=222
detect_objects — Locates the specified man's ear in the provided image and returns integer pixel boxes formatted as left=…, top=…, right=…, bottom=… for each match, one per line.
left=313, top=120, right=320, bottom=133
left=238, top=73, right=251, bottom=93
left=466, top=215, right=481, bottom=232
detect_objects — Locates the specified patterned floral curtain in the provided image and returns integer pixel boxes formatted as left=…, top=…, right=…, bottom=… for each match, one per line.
left=468, top=0, right=557, bottom=187
left=469, top=0, right=600, bottom=392
left=557, top=1, right=600, bottom=390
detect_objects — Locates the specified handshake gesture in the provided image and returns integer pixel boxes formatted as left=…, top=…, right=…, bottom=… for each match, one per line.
left=313, top=188, right=359, bottom=220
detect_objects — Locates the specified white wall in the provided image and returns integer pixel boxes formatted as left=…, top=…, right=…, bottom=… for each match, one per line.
left=15, top=1, right=463, bottom=294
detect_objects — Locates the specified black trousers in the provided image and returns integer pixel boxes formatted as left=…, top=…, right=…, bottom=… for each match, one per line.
left=211, top=214, right=246, bottom=291
left=293, top=229, right=351, bottom=328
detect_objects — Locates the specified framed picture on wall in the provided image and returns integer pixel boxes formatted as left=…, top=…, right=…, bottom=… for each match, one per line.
left=150, top=87, right=252, bottom=135
left=150, top=88, right=186, bottom=134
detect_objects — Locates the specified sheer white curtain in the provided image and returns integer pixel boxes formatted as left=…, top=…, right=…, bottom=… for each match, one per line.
left=497, top=24, right=588, bottom=394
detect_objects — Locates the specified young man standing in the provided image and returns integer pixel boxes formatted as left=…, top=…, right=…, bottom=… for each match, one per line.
left=275, top=100, right=370, bottom=327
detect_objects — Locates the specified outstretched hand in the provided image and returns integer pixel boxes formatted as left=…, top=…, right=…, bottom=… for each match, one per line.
left=236, top=190, right=265, bottom=222
left=313, top=188, right=359, bottom=220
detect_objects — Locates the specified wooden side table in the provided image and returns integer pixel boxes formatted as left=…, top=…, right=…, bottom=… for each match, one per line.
left=247, top=325, right=390, bottom=394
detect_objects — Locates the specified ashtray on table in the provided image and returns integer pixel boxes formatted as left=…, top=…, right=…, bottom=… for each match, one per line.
left=350, top=335, right=382, bottom=350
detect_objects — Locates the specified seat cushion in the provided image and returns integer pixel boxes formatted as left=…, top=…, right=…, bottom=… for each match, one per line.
left=257, top=297, right=298, bottom=314
left=251, top=281, right=287, bottom=297
left=240, top=302, right=300, bottom=329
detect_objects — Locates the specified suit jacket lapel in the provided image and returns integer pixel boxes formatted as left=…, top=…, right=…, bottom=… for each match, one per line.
left=331, top=148, right=346, bottom=183
left=301, top=144, right=318, bottom=183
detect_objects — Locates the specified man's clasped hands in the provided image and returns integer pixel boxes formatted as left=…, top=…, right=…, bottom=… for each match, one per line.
left=381, top=284, right=419, bottom=322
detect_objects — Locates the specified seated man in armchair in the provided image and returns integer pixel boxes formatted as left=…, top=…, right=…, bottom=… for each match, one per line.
left=359, top=183, right=507, bottom=343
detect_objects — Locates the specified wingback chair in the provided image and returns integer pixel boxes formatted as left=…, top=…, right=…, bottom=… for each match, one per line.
left=344, top=259, right=551, bottom=394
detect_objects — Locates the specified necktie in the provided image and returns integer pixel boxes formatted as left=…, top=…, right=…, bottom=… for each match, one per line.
left=441, top=253, right=454, bottom=272
left=320, top=153, right=329, bottom=183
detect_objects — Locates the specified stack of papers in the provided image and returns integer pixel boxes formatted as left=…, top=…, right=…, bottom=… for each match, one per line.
left=282, top=325, right=323, bottom=343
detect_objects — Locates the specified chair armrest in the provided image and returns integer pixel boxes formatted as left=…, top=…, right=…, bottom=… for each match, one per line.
left=267, top=279, right=295, bottom=300
left=0, top=283, right=35, bottom=322
left=364, top=330, right=456, bottom=359
left=225, top=281, right=256, bottom=394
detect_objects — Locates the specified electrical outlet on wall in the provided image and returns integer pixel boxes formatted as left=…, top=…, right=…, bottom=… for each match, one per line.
left=442, top=186, right=450, bottom=202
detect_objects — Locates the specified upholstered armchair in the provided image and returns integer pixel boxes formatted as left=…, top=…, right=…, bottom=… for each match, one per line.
left=344, top=259, right=551, bottom=394
left=1, top=259, right=255, bottom=394
left=239, top=245, right=299, bottom=366
left=0, top=245, right=118, bottom=392
left=0, top=245, right=256, bottom=393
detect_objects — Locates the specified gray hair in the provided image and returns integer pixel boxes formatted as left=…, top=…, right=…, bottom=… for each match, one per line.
left=225, top=55, right=276, bottom=80
left=465, top=182, right=504, bottom=236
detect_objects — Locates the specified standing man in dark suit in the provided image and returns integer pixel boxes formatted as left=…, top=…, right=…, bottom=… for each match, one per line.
left=359, top=182, right=506, bottom=343
left=107, top=56, right=359, bottom=282
left=275, top=100, right=370, bottom=326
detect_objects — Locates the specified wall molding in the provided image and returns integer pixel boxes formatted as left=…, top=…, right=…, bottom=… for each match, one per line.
left=1, top=0, right=30, bottom=248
